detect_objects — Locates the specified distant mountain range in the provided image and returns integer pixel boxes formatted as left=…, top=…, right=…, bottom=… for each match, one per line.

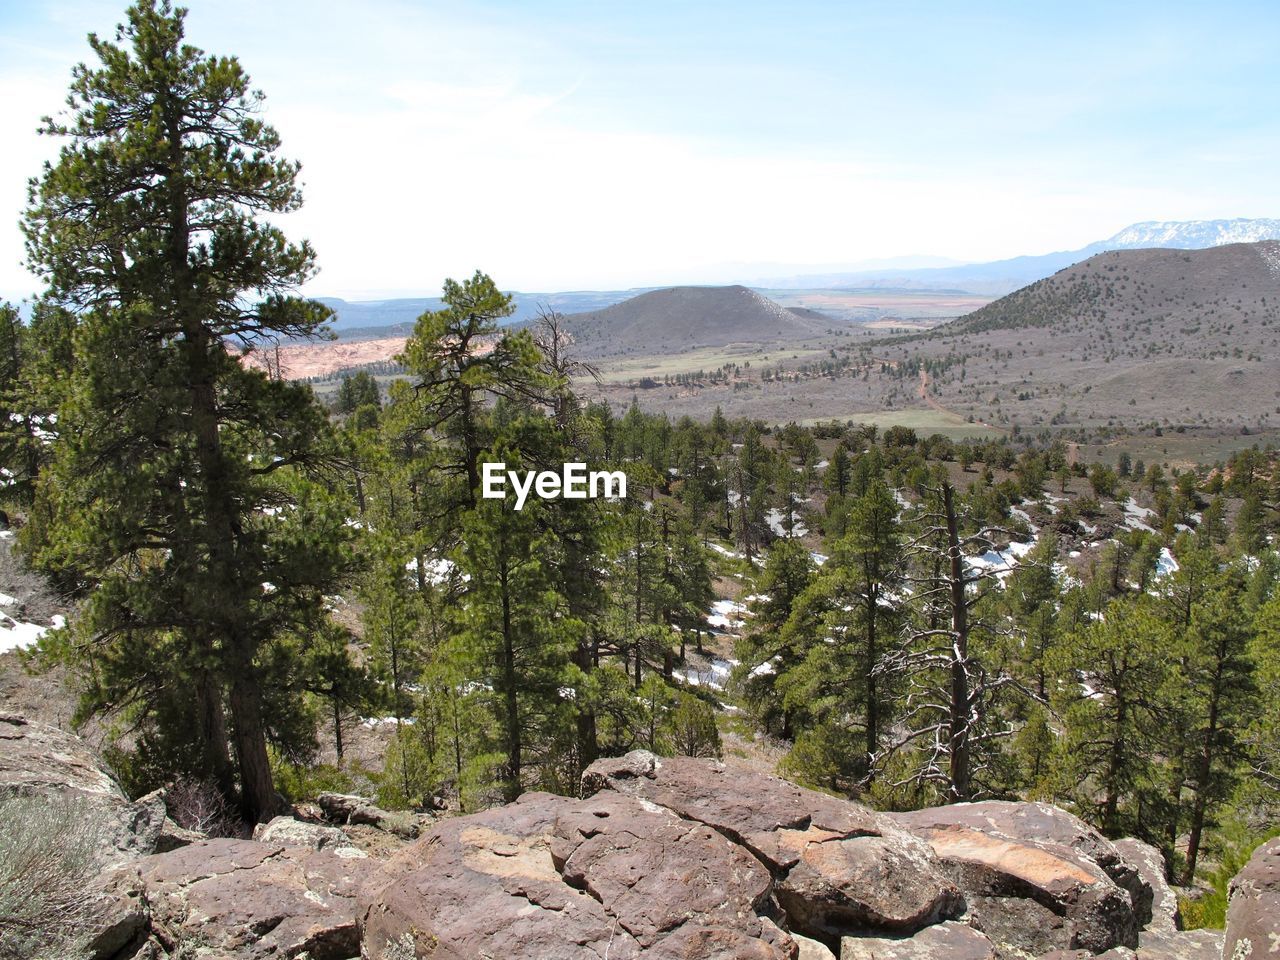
left=314, top=218, right=1280, bottom=335
left=760, top=218, right=1280, bottom=295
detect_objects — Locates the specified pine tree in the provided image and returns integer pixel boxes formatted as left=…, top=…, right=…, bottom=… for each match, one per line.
left=779, top=481, right=904, bottom=785
left=1051, top=595, right=1172, bottom=835
left=22, top=0, right=347, bottom=821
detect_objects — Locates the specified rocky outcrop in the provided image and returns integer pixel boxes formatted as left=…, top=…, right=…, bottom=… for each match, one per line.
left=4, top=716, right=1223, bottom=960
left=1225, top=836, right=1280, bottom=960
left=0, top=712, right=164, bottom=864
left=1110, top=839, right=1175, bottom=934
left=359, top=790, right=794, bottom=959
left=1099, top=839, right=1225, bottom=960
left=889, top=802, right=1142, bottom=955
left=94, top=838, right=376, bottom=960
left=1134, top=927, right=1224, bottom=959
left=582, top=752, right=964, bottom=942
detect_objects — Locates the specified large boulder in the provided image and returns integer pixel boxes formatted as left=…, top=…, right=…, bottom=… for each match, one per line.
left=582, top=752, right=962, bottom=942
left=315, top=791, right=422, bottom=839
left=1110, top=839, right=1175, bottom=934
left=96, top=838, right=375, bottom=960
left=0, top=712, right=164, bottom=864
left=358, top=790, right=796, bottom=959
left=889, top=803, right=1144, bottom=956
left=1224, top=836, right=1280, bottom=960
left=892, top=802, right=1149, bottom=924
left=253, top=814, right=367, bottom=857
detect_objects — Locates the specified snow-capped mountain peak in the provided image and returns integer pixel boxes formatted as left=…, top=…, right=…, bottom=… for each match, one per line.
left=1104, top=218, right=1280, bottom=250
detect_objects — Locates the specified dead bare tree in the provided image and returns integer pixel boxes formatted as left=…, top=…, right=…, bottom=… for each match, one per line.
left=872, top=477, right=1034, bottom=801
left=532, top=307, right=600, bottom=432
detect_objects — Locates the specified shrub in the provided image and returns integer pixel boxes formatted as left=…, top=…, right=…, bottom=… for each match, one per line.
left=1179, top=825, right=1280, bottom=930
left=166, top=777, right=243, bottom=838
left=0, top=793, right=103, bottom=960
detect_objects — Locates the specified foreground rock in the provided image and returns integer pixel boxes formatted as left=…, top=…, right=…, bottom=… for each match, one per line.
left=1134, top=927, right=1224, bottom=959
left=0, top=712, right=164, bottom=864
left=890, top=802, right=1141, bottom=955
left=360, top=790, right=794, bottom=959
left=1110, top=839, right=1175, bottom=934
left=94, top=838, right=375, bottom=960
left=583, top=752, right=963, bottom=942
left=1225, top=836, right=1280, bottom=960
left=2, top=718, right=1202, bottom=960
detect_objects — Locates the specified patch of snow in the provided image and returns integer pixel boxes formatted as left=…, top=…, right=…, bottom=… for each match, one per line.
left=966, top=537, right=1037, bottom=581
left=0, top=612, right=63, bottom=654
left=707, top=542, right=741, bottom=560
left=1156, top=547, right=1180, bottom=577
left=406, top=557, right=465, bottom=585
left=810, top=551, right=829, bottom=566
left=0, top=593, right=16, bottom=606
left=1123, top=498, right=1157, bottom=534
left=673, top=656, right=738, bottom=691
left=750, top=657, right=779, bottom=677
left=765, top=507, right=808, bottom=538
left=361, top=716, right=416, bottom=728
left=708, top=599, right=749, bottom=630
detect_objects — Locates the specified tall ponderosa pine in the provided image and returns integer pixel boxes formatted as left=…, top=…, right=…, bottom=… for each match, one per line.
left=778, top=481, right=904, bottom=786
left=22, top=0, right=347, bottom=821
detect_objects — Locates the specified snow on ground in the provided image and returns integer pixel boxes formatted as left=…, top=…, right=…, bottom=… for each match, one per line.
left=361, top=716, right=416, bottom=728
left=893, top=489, right=912, bottom=511
left=814, top=460, right=829, bottom=470
left=406, top=556, right=465, bottom=585
left=1156, top=547, right=1180, bottom=577
left=0, top=611, right=65, bottom=655
left=810, top=551, right=829, bottom=566
left=765, top=507, right=808, bottom=538
left=707, top=542, right=742, bottom=560
left=1123, top=498, right=1157, bottom=533
left=750, top=657, right=778, bottom=677
left=708, top=599, right=750, bottom=630
left=673, top=656, right=737, bottom=691
left=966, top=537, right=1037, bottom=581
left=1009, top=506, right=1039, bottom=532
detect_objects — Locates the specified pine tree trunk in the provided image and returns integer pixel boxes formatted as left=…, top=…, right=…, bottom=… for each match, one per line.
left=498, top=546, right=521, bottom=803
left=1183, top=653, right=1225, bottom=884
left=943, top=482, right=972, bottom=802
left=194, top=669, right=234, bottom=796
left=230, top=670, right=280, bottom=823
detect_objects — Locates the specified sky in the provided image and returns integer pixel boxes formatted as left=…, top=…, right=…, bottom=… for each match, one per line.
left=2, top=0, right=1278, bottom=300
